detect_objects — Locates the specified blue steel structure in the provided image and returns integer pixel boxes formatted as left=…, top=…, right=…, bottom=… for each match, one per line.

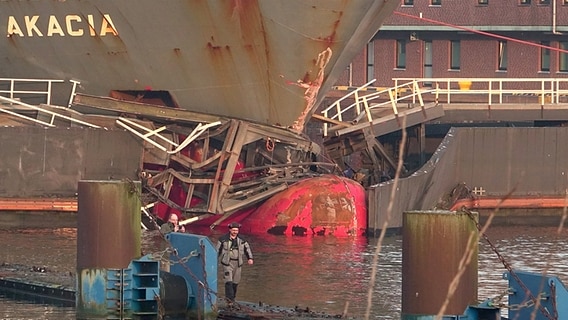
left=166, top=232, right=218, bottom=318
left=77, top=232, right=217, bottom=319
left=505, top=270, right=567, bottom=320
left=403, top=270, right=568, bottom=320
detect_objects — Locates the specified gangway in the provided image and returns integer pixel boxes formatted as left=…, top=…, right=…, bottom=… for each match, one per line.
left=316, top=77, right=568, bottom=185
left=320, top=77, right=568, bottom=137
left=316, top=79, right=444, bottom=184
left=318, top=79, right=443, bottom=137
left=395, top=77, right=568, bottom=123
left=0, top=78, right=97, bottom=128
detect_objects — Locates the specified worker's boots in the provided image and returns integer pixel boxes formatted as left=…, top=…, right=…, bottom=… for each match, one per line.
left=225, top=282, right=235, bottom=302
left=232, top=283, right=238, bottom=299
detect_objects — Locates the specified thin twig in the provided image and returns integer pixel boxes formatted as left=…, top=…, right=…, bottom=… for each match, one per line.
left=365, top=116, right=407, bottom=320
left=436, top=174, right=522, bottom=319
left=529, top=189, right=568, bottom=320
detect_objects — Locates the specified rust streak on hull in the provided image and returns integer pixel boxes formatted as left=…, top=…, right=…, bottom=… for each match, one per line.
left=0, top=0, right=401, bottom=129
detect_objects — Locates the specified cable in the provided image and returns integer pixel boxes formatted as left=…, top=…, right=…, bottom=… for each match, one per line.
left=393, top=11, right=568, bottom=54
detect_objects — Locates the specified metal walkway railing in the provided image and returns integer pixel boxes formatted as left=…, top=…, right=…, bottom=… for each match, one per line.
left=321, top=79, right=426, bottom=137
left=0, top=78, right=97, bottom=128
left=0, top=78, right=63, bottom=105
left=394, top=77, right=568, bottom=105
left=321, top=77, right=568, bottom=137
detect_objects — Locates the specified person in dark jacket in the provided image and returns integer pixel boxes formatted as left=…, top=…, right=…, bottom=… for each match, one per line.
left=167, top=213, right=185, bottom=233
left=216, top=222, right=253, bottom=303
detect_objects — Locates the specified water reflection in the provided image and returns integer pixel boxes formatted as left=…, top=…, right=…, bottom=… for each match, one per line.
left=0, top=228, right=76, bottom=319
left=478, top=226, right=568, bottom=302
left=0, top=226, right=567, bottom=319
left=235, top=235, right=400, bottom=317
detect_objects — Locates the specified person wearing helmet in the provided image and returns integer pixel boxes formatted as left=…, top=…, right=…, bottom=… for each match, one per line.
left=216, top=222, right=254, bottom=304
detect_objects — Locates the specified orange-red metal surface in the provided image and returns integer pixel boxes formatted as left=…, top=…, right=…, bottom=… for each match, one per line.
left=244, top=175, right=367, bottom=236
left=450, top=197, right=568, bottom=211
left=0, top=198, right=77, bottom=211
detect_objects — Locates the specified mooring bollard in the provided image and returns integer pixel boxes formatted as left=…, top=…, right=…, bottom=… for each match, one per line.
left=401, top=210, right=479, bottom=319
left=76, top=180, right=141, bottom=319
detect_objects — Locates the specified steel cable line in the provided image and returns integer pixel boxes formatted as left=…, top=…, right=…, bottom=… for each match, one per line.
left=393, top=11, right=568, bottom=54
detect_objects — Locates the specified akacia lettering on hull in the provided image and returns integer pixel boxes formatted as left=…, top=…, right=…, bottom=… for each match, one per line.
left=7, top=14, right=118, bottom=37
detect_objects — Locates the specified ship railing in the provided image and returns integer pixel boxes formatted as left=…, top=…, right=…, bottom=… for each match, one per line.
left=115, top=117, right=221, bottom=154
left=321, top=79, right=424, bottom=136
left=0, top=78, right=99, bottom=128
left=322, top=77, right=568, bottom=136
left=321, top=79, right=376, bottom=135
left=0, top=94, right=101, bottom=128
left=393, top=77, right=568, bottom=105
left=0, top=78, right=65, bottom=105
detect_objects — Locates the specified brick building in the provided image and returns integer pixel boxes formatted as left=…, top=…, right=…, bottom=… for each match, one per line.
left=336, top=0, right=568, bottom=88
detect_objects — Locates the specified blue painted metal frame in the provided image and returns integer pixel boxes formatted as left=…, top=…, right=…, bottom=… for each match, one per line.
left=165, top=232, right=218, bottom=317
left=506, top=270, right=568, bottom=320
left=77, top=269, right=112, bottom=317
left=77, top=233, right=217, bottom=319
left=400, top=268, right=568, bottom=320
left=127, top=258, right=160, bottom=317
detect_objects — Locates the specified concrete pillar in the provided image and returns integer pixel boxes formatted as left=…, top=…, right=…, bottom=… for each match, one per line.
left=402, top=210, right=478, bottom=318
left=76, top=180, right=141, bottom=318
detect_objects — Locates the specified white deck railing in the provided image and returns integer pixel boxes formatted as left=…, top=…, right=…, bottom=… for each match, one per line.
left=321, top=79, right=425, bottom=136
left=0, top=78, right=97, bottom=127
left=0, top=78, right=66, bottom=105
left=394, top=77, right=568, bottom=105
left=321, top=77, right=568, bottom=137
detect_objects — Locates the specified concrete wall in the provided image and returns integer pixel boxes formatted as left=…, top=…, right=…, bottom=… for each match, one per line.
left=367, top=127, right=568, bottom=234
left=0, top=127, right=143, bottom=197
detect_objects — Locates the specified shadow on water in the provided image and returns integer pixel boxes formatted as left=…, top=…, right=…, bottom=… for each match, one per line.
left=0, top=223, right=567, bottom=319
left=0, top=290, right=75, bottom=307
left=0, top=282, right=75, bottom=319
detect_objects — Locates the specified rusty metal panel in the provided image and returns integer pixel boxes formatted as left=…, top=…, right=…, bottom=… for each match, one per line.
left=368, top=127, right=568, bottom=233
left=456, top=127, right=568, bottom=197
left=0, top=126, right=143, bottom=198
left=402, top=210, right=478, bottom=316
left=0, top=0, right=399, bottom=128
left=367, top=129, right=462, bottom=233
left=77, top=180, right=141, bottom=269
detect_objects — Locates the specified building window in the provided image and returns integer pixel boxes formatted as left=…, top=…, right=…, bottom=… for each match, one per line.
left=520, top=0, right=531, bottom=4
left=541, top=41, right=550, bottom=72
left=396, top=40, right=407, bottom=69
left=450, top=41, right=461, bottom=70
left=498, top=41, right=508, bottom=71
left=560, top=42, right=568, bottom=72
left=478, top=0, right=488, bottom=4
left=367, top=41, right=374, bottom=82
left=538, top=0, right=550, bottom=4
left=431, top=0, right=441, bottom=5
left=403, top=0, right=414, bottom=5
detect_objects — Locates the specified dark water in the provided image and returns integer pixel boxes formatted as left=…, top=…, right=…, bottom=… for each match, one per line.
left=0, top=225, right=567, bottom=319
